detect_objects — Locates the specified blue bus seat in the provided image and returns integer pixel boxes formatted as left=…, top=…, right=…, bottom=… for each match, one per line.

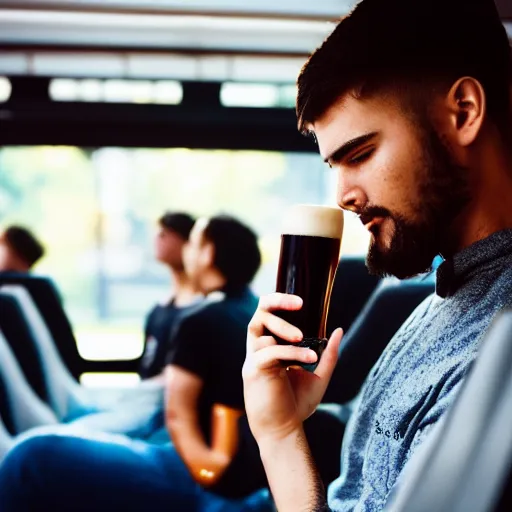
left=324, top=273, right=435, bottom=404
left=0, top=272, right=82, bottom=379
left=327, top=256, right=381, bottom=336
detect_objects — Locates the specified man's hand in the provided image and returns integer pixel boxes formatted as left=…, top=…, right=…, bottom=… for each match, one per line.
left=243, top=293, right=343, bottom=444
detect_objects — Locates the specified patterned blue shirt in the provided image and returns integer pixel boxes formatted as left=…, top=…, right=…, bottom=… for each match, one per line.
left=327, top=229, right=512, bottom=511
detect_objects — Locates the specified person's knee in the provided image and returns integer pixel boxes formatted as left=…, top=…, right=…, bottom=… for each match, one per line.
left=2, top=432, right=58, bottom=478
left=0, top=433, right=61, bottom=509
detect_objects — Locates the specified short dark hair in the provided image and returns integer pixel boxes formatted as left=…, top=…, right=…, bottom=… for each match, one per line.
left=297, top=0, right=512, bottom=137
left=2, top=225, right=45, bottom=268
left=203, top=215, right=261, bottom=288
left=158, top=212, right=196, bottom=240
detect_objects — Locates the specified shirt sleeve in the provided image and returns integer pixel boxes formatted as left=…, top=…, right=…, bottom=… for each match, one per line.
left=143, top=307, right=154, bottom=341
left=165, top=313, right=210, bottom=378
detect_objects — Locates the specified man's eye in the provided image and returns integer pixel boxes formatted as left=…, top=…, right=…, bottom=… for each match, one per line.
left=348, top=149, right=374, bottom=165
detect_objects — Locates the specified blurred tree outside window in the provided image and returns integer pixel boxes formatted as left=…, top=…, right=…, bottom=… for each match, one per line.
left=0, top=146, right=369, bottom=363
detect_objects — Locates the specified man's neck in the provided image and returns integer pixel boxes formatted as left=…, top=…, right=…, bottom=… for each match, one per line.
left=200, top=270, right=227, bottom=296
left=446, top=149, right=512, bottom=256
left=169, top=268, right=200, bottom=306
left=2, top=262, right=30, bottom=273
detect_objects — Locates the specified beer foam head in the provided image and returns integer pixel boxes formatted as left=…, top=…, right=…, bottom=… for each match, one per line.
left=281, top=204, right=343, bottom=239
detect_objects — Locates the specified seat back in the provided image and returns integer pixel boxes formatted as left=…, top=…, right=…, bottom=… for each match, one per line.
left=0, top=411, right=14, bottom=463
left=386, top=310, right=512, bottom=512
left=324, top=274, right=435, bottom=404
left=0, top=285, right=92, bottom=420
left=0, top=329, right=57, bottom=435
left=0, top=294, right=48, bottom=401
left=326, top=257, right=381, bottom=336
left=0, top=273, right=82, bottom=379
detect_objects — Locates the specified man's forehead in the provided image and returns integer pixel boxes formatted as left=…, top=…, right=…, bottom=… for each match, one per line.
left=309, top=93, right=391, bottom=159
left=309, top=95, right=364, bottom=156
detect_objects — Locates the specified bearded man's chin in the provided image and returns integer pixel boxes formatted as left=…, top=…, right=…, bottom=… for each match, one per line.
left=366, top=239, right=435, bottom=279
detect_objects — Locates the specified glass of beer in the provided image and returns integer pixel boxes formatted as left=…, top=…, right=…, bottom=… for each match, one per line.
left=273, top=204, right=343, bottom=372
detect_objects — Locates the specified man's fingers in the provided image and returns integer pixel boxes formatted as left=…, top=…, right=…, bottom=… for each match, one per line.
left=254, top=335, right=276, bottom=350
left=262, top=311, right=302, bottom=342
left=315, top=328, right=343, bottom=381
left=246, top=293, right=302, bottom=341
left=248, top=311, right=303, bottom=348
left=258, top=293, right=303, bottom=313
left=251, top=345, right=317, bottom=372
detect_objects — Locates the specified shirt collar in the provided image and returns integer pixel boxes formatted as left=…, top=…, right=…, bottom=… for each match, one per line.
left=436, top=229, right=512, bottom=298
left=207, top=284, right=250, bottom=301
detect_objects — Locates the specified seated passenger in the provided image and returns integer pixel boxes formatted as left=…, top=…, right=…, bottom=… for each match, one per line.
left=241, top=0, right=512, bottom=510
left=0, top=225, right=45, bottom=274
left=0, top=215, right=268, bottom=511
left=139, top=211, right=202, bottom=381
left=62, top=212, right=202, bottom=437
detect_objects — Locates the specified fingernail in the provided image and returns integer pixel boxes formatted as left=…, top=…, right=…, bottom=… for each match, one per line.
left=308, top=350, right=318, bottom=362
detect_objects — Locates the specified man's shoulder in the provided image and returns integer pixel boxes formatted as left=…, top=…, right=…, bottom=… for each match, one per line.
left=187, top=289, right=256, bottom=316
left=0, top=272, right=62, bottom=302
left=174, top=299, right=214, bottom=328
left=174, top=289, right=257, bottom=338
left=0, top=271, right=55, bottom=286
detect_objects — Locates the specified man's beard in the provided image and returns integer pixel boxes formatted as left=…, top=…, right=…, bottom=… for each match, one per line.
left=365, top=126, right=471, bottom=279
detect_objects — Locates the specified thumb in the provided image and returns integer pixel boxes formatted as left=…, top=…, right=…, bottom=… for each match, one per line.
left=315, top=328, right=343, bottom=382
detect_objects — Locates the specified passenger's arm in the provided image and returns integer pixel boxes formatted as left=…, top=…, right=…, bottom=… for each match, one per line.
left=210, top=403, right=243, bottom=464
left=164, top=365, right=241, bottom=487
left=242, top=293, right=342, bottom=512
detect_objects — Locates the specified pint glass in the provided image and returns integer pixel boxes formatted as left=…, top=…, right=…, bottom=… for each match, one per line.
left=273, top=204, right=343, bottom=371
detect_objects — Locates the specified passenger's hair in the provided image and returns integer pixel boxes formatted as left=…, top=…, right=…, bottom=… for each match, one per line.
left=158, top=212, right=196, bottom=241
left=1, top=226, right=45, bottom=268
left=203, top=215, right=261, bottom=288
left=297, top=0, right=512, bottom=138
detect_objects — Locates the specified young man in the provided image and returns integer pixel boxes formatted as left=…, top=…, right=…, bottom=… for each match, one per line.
left=243, top=0, right=512, bottom=511
left=64, top=212, right=201, bottom=438
left=139, top=211, right=201, bottom=380
left=0, top=215, right=268, bottom=510
left=0, top=225, right=45, bottom=273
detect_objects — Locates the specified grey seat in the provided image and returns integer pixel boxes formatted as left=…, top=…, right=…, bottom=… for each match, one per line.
left=0, top=285, right=165, bottom=424
left=0, top=293, right=48, bottom=402
left=0, top=329, right=58, bottom=434
left=386, top=309, right=512, bottom=512
left=0, top=272, right=83, bottom=379
left=0, top=412, right=14, bottom=462
left=0, top=286, right=96, bottom=420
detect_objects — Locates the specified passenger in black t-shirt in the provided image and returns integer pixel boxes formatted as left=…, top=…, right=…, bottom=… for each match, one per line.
left=67, top=212, right=203, bottom=438
left=162, top=215, right=267, bottom=498
left=0, top=215, right=273, bottom=511
left=139, top=211, right=202, bottom=380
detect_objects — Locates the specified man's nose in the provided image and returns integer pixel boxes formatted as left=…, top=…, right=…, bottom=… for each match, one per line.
left=337, top=174, right=366, bottom=213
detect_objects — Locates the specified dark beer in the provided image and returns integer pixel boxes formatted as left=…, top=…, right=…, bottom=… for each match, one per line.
left=273, top=205, right=343, bottom=371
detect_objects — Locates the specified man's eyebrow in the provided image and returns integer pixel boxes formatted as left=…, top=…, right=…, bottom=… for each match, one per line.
left=323, top=132, right=378, bottom=164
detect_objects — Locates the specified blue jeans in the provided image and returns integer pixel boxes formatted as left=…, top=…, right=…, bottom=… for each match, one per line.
left=67, top=403, right=166, bottom=441
left=65, top=385, right=166, bottom=440
left=0, top=431, right=273, bottom=512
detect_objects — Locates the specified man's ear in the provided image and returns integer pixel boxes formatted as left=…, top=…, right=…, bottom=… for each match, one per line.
left=445, top=77, right=486, bottom=147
